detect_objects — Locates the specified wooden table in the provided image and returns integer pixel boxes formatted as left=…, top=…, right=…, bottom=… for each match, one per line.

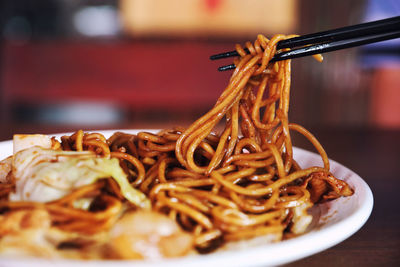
left=0, top=124, right=399, bottom=266
left=286, top=127, right=400, bottom=266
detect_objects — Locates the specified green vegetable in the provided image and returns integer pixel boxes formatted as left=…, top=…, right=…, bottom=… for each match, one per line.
left=10, top=146, right=150, bottom=209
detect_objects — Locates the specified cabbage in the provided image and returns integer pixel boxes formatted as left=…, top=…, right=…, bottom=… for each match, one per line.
left=10, top=146, right=150, bottom=209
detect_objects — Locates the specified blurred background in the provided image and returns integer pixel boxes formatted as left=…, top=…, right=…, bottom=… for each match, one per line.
left=0, top=0, right=399, bottom=137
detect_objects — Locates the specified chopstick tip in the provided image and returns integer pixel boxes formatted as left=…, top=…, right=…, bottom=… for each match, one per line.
left=210, top=50, right=240, bottom=60
left=218, top=64, right=236, bottom=71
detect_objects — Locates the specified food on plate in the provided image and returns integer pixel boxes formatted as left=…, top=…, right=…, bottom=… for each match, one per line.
left=0, top=34, right=353, bottom=260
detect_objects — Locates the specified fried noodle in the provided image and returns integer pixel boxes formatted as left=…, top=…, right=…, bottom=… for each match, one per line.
left=0, top=34, right=353, bottom=254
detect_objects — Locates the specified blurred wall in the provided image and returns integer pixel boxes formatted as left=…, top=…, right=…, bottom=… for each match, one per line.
left=120, top=0, right=297, bottom=37
left=291, top=0, right=368, bottom=127
left=2, top=0, right=396, bottom=130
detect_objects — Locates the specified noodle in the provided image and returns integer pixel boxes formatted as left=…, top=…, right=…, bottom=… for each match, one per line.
left=0, top=34, right=354, bottom=256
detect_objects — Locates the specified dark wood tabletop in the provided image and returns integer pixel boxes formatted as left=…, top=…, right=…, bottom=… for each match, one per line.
left=285, top=127, right=400, bottom=267
left=0, top=123, right=399, bottom=266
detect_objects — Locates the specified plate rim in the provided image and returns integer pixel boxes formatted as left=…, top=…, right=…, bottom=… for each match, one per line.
left=0, top=129, right=374, bottom=267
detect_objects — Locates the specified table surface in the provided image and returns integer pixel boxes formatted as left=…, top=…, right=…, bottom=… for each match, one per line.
left=0, top=124, right=399, bottom=266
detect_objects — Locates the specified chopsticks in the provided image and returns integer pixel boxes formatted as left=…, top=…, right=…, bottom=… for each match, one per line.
left=211, top=16, right=400, bottom=71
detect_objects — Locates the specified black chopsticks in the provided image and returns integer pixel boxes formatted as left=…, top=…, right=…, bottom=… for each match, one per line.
left=211, top=16, right=400, bottom=71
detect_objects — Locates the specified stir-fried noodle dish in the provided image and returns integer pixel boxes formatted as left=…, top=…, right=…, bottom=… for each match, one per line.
left=0, top=34, right=353, bottom=259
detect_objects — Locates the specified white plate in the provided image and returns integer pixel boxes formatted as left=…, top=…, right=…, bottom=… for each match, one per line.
left=0, top=130, right=373, bottom=267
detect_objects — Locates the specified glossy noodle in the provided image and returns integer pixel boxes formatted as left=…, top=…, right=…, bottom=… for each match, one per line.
left=0, top=34, right=353, bottom=258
